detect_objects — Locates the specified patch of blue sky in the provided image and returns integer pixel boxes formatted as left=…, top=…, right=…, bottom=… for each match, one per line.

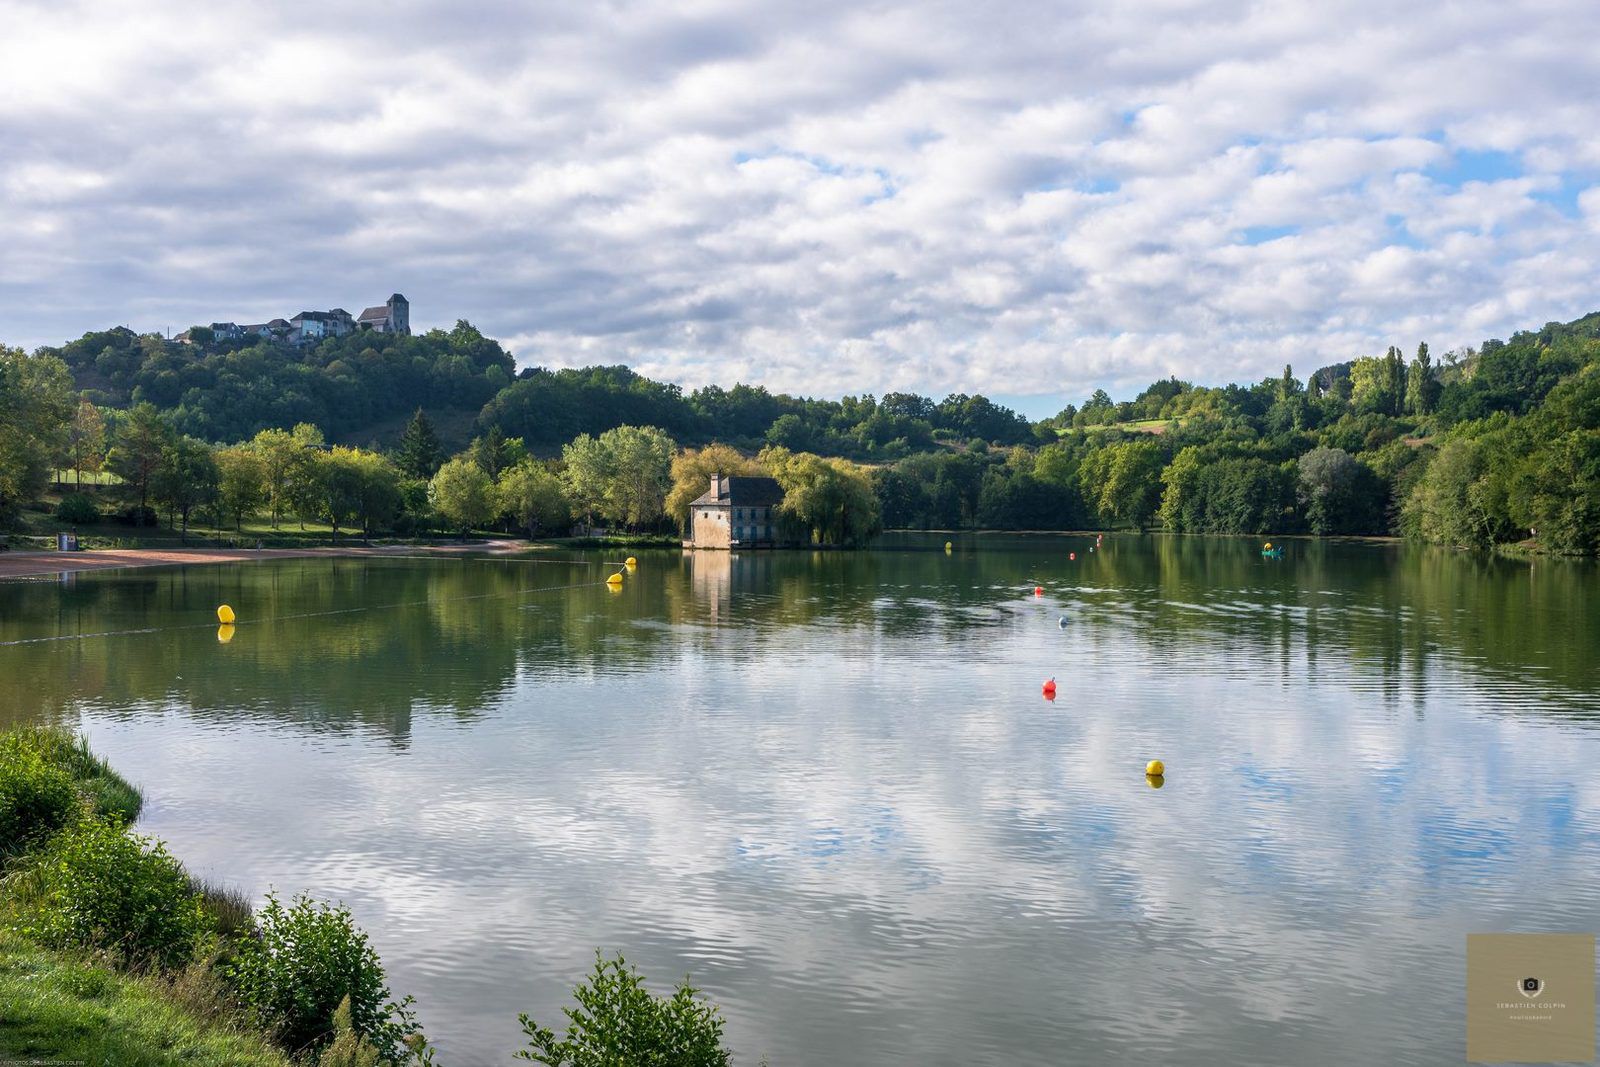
left=732, top=147, right=846, bottom=175
left=1530, top=176, right=1584, bottom=216
left=1238, top=224, right=1298, bottom=245
left=1384, top=213, right=1424, bottom=249
left=1423, top=146, right=1523, bottom=187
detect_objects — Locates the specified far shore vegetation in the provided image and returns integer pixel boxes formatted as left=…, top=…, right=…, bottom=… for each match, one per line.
left=2, top=309, right=1597, bottom=555
left=0, top=726, right=738, bottom=1065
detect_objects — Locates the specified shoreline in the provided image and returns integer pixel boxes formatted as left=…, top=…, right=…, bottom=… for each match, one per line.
left=0, top=540, right=533, bottom=580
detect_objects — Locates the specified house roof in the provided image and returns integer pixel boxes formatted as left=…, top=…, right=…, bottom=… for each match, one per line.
left=690, top=475, right=784, bottom=508
left=358, top=305, right=390, bottom=322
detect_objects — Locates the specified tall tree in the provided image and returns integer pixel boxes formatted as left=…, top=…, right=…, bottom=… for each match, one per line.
left=496, top=460, right=570, bottom=538
left=1384, top=345, right=1406, bottom=416
left=429, top=456, right=494, bottom=536
left=395, top=408, right=443, bottom=479
left=66, top=399, right=106, bottom=488
left=216, top=445, right=268, bottom=530
left=106, top=403, right=173, bottom=522
left=152, top=434, right=220, bottom=540
left=1406, top=341, right=1437, bottom=415
left=0, top=347, right=74, bottom=521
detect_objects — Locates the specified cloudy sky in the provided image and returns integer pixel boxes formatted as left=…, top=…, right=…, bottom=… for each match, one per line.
left=3, top=0, right=1598, bottom=416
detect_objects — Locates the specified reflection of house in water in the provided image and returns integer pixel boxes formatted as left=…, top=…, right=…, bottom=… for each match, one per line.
left=685, top=474, right=787, bottom=549
left=687, top=548, right=778, bottom=624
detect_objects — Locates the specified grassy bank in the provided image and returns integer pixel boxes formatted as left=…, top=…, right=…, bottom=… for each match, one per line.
left=0, top=932, right=293, bottom=1067
left=0, top=727, right=741, bottom=1065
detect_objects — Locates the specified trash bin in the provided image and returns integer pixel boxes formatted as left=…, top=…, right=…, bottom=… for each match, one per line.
left=58, top=532, right=78, bottom=551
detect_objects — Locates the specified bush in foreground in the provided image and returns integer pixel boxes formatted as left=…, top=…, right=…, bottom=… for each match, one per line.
left=225, top=891, right=424, bottom=1062
left=9, top=817, right=213, bottom=970
left=0, top=725, right=142, bottom=823
left=0, top=747, right=80, bottom=859
left=517, top=952, right=732, bottom=1066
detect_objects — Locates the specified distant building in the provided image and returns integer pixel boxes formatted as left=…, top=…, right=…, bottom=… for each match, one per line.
left=357, top=293, right=410, bottom=335
left=241, top=318, right=293, bottom=339
left=175, top=322, right=244, bottom=344
left=686, top=474, right=786, bottom=549
left=185, top=296, right=409, bottom=346
left=289, top=308, right=357, bottom=342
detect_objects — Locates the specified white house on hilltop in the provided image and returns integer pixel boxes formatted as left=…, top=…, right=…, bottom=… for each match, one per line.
left=182, top=294, right=411, bottom=346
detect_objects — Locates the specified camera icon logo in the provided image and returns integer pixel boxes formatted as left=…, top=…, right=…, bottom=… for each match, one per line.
left=1517, top=976, right=1545, bottom=999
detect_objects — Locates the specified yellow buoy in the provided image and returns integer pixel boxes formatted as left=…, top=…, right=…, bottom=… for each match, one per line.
left=1145, top=759, right=1165, bottom=777
left=1263, top=542, right=1272, bottom=550
left=216, top=624, right=235, bottom=644
left=606, top=573, right=624, bottom=586
left=944, top=541, right=953, bottom=552
left=216, top=604, right=235, bottom=624
left=625, top=556, right=638, bottom=568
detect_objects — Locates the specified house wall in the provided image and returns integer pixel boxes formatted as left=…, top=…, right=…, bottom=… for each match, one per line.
left=691, top=506, right=731, bottom=548
left=728, top=505, right=775, bottom=544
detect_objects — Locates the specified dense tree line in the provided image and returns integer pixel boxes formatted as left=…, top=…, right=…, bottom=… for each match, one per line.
left=3, top=309, right=1597, bottom=553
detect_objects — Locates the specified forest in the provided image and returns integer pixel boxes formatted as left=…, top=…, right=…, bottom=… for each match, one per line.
left=2, top=309, right=1596, bottom=554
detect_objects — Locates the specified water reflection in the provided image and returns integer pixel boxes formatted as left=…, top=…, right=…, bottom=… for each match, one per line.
left=0, top=536, right=1597, bottom=1065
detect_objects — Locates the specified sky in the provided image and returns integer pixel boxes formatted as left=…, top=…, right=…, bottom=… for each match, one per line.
left=2, top=0, right=1599, bottom=418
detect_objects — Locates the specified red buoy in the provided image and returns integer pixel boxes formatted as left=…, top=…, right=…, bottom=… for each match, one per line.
left=1042, top=678, right=1056, bottom=698
left=1034, top=585, right=1043, bottom=596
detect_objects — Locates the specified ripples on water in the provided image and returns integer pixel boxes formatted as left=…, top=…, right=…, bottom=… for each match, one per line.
left=1, top=535, right=1598, bottom=1065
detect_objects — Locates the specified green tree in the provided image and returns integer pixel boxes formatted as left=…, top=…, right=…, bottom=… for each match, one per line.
left=65, top=399, right=106, bottom=488
left=216, top=445, right=268, bottom=530
left=1403, top=438, right=1499, bottom=548
left=1406, top=342, right=1438, bottom=416
left=429, top=456, right=494, bottom=536
left=1083, top=440, right=1165, bottom=530
left=394, top=409, right=443, bottom=479
left=560, top=433, right=611, bottom=528
left=152, top=435, right=220, bottom=540
left=760, top=445, right=881, bottom=545
left=469, top=425, right=512, bottom=479
left=601, top=425, right=676, bottom=528
left=517, top=953, right=731, bottom=1067
left=496, top=460, right=570, bottom=538
left=0, top=348, right=75, bottom=522
left=106, top=403, right=174, bottom=522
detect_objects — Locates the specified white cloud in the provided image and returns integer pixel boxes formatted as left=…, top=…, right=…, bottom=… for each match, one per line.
left=2, top=0, right=1598, bottom=412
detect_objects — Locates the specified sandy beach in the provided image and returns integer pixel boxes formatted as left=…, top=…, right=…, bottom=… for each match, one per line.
left=0, top=542, right=527, bottom=580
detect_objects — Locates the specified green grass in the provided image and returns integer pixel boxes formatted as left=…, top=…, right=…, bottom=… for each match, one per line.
left=1057, top=418, right=1177, bottom=436
left=0, top=932, right=293, bottom=1067
left=51, top=470, right=123, bottom=486
left=0, top=727, right=142, bottom=823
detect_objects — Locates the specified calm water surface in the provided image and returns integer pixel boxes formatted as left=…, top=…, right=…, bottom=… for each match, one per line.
left=2, top=534, right=1598, bottom=1065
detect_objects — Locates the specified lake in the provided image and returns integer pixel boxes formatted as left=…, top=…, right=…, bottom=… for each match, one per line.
left=2, top=534, right=1598, bottom=1065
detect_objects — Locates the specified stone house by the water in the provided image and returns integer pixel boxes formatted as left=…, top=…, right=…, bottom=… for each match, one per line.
left=686, top=474, right=787, bottom=549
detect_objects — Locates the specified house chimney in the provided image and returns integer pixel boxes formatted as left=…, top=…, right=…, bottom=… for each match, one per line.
left=710, top=473, right=723, bottom=498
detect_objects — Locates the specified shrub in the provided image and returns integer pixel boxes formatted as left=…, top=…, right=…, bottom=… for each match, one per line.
left=113, top=504, right=158, bottom=527
left=0, top=727, right=142, bottom=823
left=54, top=493, right=100, bottom=524
left=0, top=748, right=81, bottom=859
left=226, top=892, right=422, bottom=1062
left=10, top=817, right=213, bottom=970
left=517, top=953, right=731, bottom=1066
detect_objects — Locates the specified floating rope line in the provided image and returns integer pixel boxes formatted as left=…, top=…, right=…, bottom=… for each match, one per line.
left=0, top=576, right=611, bottom=647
